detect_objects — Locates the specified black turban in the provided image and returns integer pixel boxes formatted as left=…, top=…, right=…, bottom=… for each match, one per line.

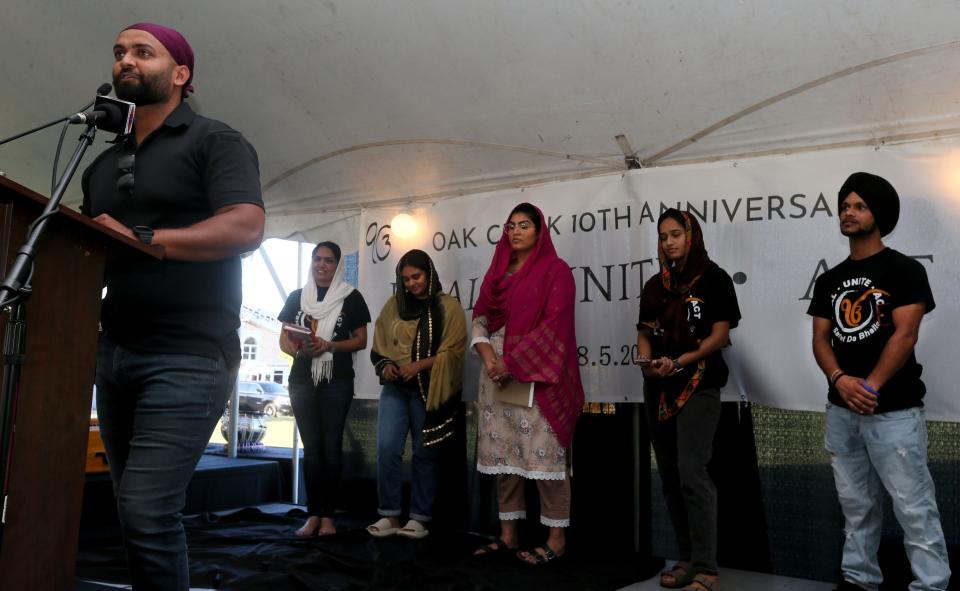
left=837, top=172, right=900, bottom=237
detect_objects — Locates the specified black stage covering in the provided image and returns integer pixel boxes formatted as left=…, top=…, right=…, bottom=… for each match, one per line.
left=76, top=507, right=648, bottom=590
left=76, top=406, right=661, bottom=589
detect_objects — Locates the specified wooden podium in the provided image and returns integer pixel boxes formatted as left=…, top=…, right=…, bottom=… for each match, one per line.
left=0, top=176, right=157, bottom=590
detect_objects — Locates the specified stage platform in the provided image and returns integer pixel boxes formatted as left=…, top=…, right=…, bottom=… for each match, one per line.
left=77, top=504, right=649, bottom=590
left=76, top=503, right=843, bottom=590
left=80, top=452, right=286, bottom=540
left=202, top=443, right=307, bottom=501
left=75, top=440, right=846, bottom=590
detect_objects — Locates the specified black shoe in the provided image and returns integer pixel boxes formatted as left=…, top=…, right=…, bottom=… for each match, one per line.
left=834, top=581, right=866, bottom=591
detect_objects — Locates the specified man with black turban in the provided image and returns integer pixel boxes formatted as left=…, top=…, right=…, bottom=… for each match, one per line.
left=807, top=172, right=950, bottom=591
left=81, top=23, right=265, bottom=590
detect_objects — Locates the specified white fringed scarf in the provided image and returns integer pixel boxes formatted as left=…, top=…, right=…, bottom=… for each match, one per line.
left=300, top=258, right=354, bottom=384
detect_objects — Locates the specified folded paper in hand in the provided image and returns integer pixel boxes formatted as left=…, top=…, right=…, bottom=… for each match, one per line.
left=283, top=323, right=314, bottom=343
left=494, top=380, right=534, bottom=407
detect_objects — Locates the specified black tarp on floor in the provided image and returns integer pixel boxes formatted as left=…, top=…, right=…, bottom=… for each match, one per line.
left=76, top=507, right=650, bottom=590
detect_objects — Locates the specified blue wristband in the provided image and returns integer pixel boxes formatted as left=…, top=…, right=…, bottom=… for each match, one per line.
left=861, top=380, right=879, bottom=396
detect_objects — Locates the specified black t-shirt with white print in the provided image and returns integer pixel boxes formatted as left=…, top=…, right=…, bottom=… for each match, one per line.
left=278, top=288, right=371, bottom=385
left=806, top=248, right=934, bottom=413
left=639, top=265, right=742, bottom=395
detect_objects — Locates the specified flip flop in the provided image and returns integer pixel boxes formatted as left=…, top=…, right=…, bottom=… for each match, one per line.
left=516, top=545, right=564, bottom=566
left=660, top=561, right=694, bottom=588
left=366, top=517, right=399, bottom=538
left=474, top=537, right=515, bottom=555
left=682, top=574, right=720, bottom=591
left=395, top=519, right=430, bottom=539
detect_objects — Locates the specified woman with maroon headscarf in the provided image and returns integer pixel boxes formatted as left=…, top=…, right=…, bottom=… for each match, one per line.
left=637, top=209, right=740, bottom=591
left=471, top=202, right=583, bottom=565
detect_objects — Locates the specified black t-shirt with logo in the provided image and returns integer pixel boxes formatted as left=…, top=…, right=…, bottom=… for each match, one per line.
left=639, top=265, right=742, bottom=395
left=278, top=288, right=371, bottom=385
left=806, top=248, right=935, bottom=413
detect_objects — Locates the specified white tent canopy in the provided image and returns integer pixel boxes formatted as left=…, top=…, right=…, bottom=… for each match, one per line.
left=2, top=1, right=959, bottom=243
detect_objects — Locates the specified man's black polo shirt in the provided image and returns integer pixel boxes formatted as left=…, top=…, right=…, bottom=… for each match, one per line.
left=81, top=102, right=263, bottom=367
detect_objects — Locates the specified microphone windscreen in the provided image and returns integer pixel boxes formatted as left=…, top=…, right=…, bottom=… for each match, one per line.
left=93, top=95, right=135, bottom=135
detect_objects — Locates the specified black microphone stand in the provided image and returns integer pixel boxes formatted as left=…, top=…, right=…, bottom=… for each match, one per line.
left=0, top=83, right=108, bottom=148
left=0, top=116, right=72, bottom=148
left=0, top=100, right=96, bottom=148
left=0, top=120, right=99, bottom=542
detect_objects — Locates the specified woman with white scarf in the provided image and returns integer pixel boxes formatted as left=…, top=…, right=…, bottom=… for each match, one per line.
left=278, top=241, right=371, bottom=537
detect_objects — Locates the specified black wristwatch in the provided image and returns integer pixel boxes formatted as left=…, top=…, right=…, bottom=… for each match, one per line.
left=133, top=225, right=154, bottom=245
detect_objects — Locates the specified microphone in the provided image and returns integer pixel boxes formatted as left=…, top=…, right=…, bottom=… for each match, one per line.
left=66, top=83, right=111, bottom=124
left=68, top=91, right=135, bottom=135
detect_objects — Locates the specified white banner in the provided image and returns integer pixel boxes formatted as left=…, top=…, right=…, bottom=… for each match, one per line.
left=355, top=139, right=960, bottom=421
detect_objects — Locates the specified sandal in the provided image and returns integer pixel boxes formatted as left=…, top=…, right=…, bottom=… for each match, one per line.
left=516, top=545, right=564, bottom=566
left=395, top=519, right=429, bottom=539
left=660, top=561, right=694, bottom=588
left=474, top=537, right=515, bottom=555
left=366, top=517, right=399, bottom=538
left=682, top=574, right=720, bottom=591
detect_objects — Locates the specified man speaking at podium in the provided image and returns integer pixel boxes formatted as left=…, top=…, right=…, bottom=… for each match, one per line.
left=80, top=23, right=264, bottom=590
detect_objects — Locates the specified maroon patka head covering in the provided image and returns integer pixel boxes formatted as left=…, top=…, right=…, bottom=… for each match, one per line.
left=122, top=22, right=195, bottom=97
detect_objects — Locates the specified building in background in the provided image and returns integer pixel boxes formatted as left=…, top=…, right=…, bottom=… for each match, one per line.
left=240, top=306, right=290, bottom=385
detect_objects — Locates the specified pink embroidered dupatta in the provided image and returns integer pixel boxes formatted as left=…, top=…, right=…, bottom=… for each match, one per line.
left=473, top=205, right=584, bottom=447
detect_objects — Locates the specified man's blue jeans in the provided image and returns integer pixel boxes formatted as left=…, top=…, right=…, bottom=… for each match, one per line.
left=95, top=337, right=236, bottom=591
left=825, top=403, right=951, bottom=591
left=376, top=381, right=439, bottom=522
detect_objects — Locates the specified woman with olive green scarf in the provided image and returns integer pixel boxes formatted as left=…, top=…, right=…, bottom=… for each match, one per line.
left=367, top=249, right=466, bottom=539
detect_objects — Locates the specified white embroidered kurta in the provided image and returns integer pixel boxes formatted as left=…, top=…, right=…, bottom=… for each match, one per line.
left=472, top=315, right=566, bottom=480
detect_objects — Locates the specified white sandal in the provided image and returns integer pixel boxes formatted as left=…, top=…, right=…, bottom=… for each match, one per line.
left=395, top=519, right=429, bottom=539
left=366, top=517, right=399, bottom=537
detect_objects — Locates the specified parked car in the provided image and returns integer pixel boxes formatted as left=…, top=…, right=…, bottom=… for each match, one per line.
left=237, top=381, right=292, bottom=417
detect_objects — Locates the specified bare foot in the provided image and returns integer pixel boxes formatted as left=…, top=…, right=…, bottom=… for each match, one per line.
left=317, top=516, right=337, bottom=536
left=295, top=516, right=321, bottom=537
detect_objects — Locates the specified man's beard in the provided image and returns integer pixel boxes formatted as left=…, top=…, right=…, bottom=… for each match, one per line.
left=114, top=70, right=174, bottom=106
left=841, top=220, right=877, bottom=237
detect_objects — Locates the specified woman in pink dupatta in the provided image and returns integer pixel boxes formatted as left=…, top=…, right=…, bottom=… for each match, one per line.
left=471, top=202, right=584, bottom=565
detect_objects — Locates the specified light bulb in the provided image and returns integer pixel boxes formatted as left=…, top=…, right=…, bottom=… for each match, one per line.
left=391, top=212, right=417, bottom=239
